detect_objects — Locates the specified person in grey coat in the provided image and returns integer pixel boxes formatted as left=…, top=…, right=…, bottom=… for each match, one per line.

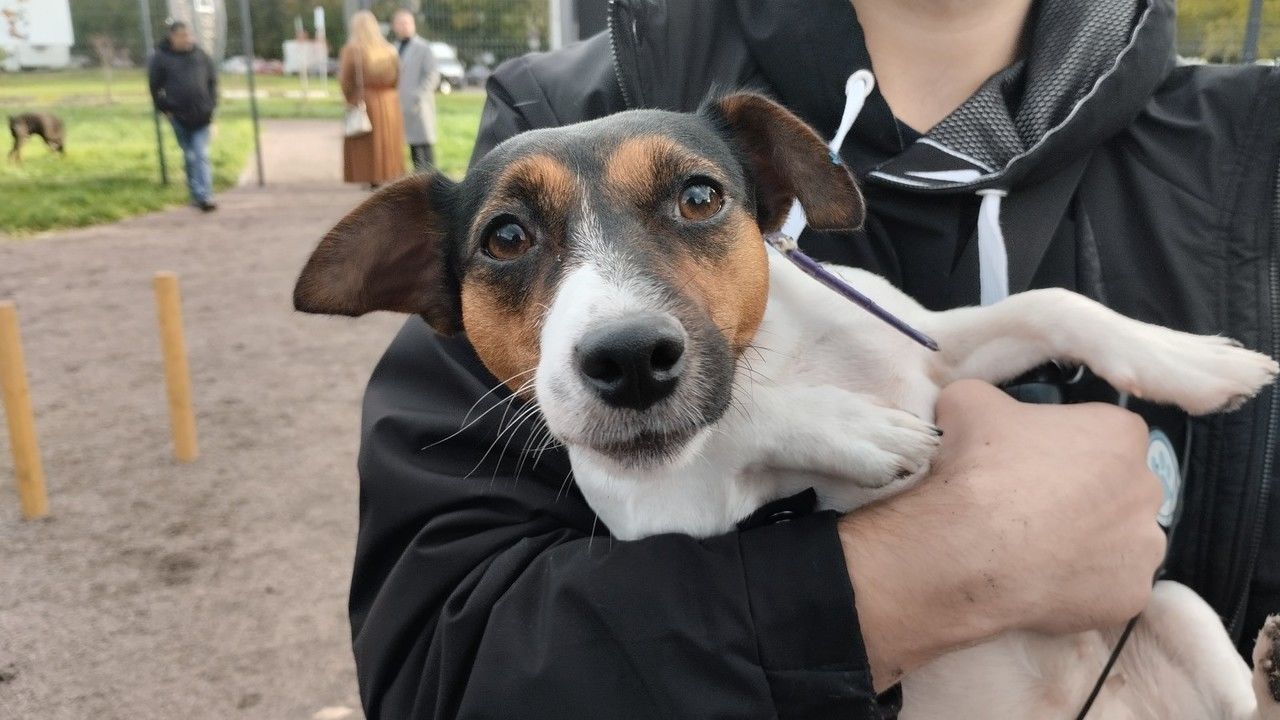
left=391, top=9, right=439, bottom=171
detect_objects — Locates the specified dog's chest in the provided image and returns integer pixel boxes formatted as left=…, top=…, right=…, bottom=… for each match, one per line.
left=750, top=254, right=939, bottom=417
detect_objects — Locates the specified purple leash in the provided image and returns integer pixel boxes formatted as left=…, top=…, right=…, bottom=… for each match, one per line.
left=770, top=69, right=939, bottom=351
left=764, top=230, right=940, bottom=352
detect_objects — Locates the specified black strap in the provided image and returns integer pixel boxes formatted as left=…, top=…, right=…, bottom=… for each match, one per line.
left=1074, top=615, right=1139, bottom=720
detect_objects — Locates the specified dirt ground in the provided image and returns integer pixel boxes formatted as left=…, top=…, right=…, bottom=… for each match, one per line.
left=0, top=121, right=403, bottom=719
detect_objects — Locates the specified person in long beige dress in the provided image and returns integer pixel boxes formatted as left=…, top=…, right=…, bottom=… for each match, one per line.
left=340, top=11, right=406, bottom=186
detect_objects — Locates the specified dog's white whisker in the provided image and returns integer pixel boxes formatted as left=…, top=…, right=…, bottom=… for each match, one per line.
left=554, top=466, right=575, bottom=503
left=491, top=403, right=547, bottom=485
left=424, top=368, right=539, bottom=452
left=462, top=398, right=544, bottom=482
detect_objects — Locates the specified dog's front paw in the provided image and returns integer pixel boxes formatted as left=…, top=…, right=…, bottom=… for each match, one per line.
left=790, top=395, right=940, bottom=488
left=1098, top=330, right=1278, bottom=416
left=847, top=403, right=942, bottom=486
left=1255, top=614, right=1280, bottom=708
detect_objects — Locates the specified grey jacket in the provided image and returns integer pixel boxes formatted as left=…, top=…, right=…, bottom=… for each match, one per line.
left=396, top=35, right=439, bottom=145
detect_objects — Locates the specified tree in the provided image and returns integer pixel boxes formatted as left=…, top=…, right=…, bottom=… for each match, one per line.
left=421, top=0, right=547, bottom=65
left=88, top=34, right=120, bottom=102
left=70, top=0, right=150, bottom=63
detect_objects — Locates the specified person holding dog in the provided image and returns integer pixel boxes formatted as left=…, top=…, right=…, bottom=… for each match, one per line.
left=339, top=11, right=406, bottom=188
left=350, top=0, right=1280, bottom=717
left=148, top=21, right=218, bottom=212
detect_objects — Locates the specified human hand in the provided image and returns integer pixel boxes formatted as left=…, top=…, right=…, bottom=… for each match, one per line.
left=838, top=379, right=1165, bottom=690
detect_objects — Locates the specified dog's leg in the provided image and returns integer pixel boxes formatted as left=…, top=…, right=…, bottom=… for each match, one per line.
left=921, top=288, right=1278, bottom=416
left=8, top=133, right=23, bottom=165
left=739, top=383, right=942, bottom=491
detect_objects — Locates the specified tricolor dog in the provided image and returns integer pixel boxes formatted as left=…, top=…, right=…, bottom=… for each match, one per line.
left=295, top=93, right=1280, bottom=719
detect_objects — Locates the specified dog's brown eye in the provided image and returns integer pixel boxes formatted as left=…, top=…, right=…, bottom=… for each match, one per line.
left=678, top=183, right=724, bottom=220
left=484, top=221, right=533, bottom=261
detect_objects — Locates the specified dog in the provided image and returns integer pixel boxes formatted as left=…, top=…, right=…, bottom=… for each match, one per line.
left=293, top=92, right=1280, bottom=719
left=9, top=112, right=65, bottom=164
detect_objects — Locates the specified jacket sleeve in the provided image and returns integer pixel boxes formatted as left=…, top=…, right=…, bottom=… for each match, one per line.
left=418, top=41, right=439, bottom=100
left=468, top=31, right=629, bottom=164
left=148, top=55, right=167, bottom=112
left=206, top=52, right=218, bottom=110
left=352, top=31, right=882, bottom=720
left=353, top=322, right=881, bottom=720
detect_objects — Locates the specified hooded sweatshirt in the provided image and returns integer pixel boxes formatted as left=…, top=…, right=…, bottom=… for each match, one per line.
left=351, top=1, right=1280, bottom=717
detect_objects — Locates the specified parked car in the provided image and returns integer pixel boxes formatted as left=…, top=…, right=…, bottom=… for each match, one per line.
left=465, top=51, right=494, bottom=87
left=221, top=55, right=251, bottom=74
left=465, top=62, right=491, bottom=87
left=221, top=55, right=284, bottom=75
left=429, top=41, right=465, bottom=94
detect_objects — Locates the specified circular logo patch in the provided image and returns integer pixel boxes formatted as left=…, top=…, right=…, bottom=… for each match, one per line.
left=1148, top=428, right=1181, bottom=528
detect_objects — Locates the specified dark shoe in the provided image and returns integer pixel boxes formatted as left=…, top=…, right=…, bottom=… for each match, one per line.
left=198, top=200, right=218, bottom=212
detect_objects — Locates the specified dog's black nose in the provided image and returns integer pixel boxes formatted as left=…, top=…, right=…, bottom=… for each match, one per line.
left=575, top=315, right=686, bottom=411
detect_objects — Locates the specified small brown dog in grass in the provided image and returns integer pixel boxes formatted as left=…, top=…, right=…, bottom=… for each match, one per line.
left=9, top=112, right=65, bottom=164
left=294, top=92, right=1280, bottom=719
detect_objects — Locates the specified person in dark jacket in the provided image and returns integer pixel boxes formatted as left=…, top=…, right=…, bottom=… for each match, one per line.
left=148, top=21, right=218, bottom=212
left=349, top=1, right=1280, bottom=717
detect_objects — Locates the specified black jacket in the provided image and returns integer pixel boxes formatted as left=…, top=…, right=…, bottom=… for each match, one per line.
left=148, top=39, right=218, bottom=129
left=351, top=1, right=1280, bottom=717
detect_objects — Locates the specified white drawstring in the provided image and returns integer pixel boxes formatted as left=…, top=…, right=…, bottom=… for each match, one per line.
left=976, top=188, right=1009, bottom=305
left=778, top=70, right=876, bottom=241
left=829, top=69, right=876, bottom=160
left=775, top=69, right=1011, bottom=309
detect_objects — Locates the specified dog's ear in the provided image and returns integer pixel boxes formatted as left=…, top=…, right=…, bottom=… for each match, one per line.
left=705, top=92, right=865, bottom=232
left=293, top=172, right=463, bottom=335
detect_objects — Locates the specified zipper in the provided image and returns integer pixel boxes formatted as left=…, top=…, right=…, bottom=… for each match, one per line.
left=606, top=0, right=636, bottom=109
left=1227, top=152, right=1280, bottom=639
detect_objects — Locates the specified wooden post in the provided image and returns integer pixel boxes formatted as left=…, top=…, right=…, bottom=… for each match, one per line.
left=0, top=301, right=49, bottom=519
left=154, top=273, right=199, bottom=462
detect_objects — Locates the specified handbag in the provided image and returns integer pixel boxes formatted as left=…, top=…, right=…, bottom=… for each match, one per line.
left=344, top=103, right=372, bottom=137
left=344, top=50, right=373, bottom=138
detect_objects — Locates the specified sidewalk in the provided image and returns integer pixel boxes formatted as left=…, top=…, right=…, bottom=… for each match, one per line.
left=238, top=119, right=348, bottom=186
left=0, top=120, right=395, bottom=719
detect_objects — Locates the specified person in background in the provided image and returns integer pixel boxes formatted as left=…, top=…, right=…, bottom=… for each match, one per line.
left=148, top=20, right=218, bottom=212
left=340, top=11, right=405, bottom=188
left=391, top=8, right=440, bottom=171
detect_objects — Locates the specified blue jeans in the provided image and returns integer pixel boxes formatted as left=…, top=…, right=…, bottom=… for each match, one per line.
left=169, top=119, right=213, bottom=204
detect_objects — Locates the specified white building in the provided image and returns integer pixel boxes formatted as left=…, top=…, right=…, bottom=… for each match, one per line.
left=0, top=0, right=74, bottom=71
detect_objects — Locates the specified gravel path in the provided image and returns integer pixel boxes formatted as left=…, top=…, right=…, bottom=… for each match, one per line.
left=0, top=120, right=401, bottom=719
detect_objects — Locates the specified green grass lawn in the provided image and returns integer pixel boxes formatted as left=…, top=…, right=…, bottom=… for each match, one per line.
left=0, top=69, right=484, bottom=235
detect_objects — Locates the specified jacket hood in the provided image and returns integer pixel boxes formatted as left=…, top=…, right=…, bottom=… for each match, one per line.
left=613, top=0, right=1177, bottom=193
